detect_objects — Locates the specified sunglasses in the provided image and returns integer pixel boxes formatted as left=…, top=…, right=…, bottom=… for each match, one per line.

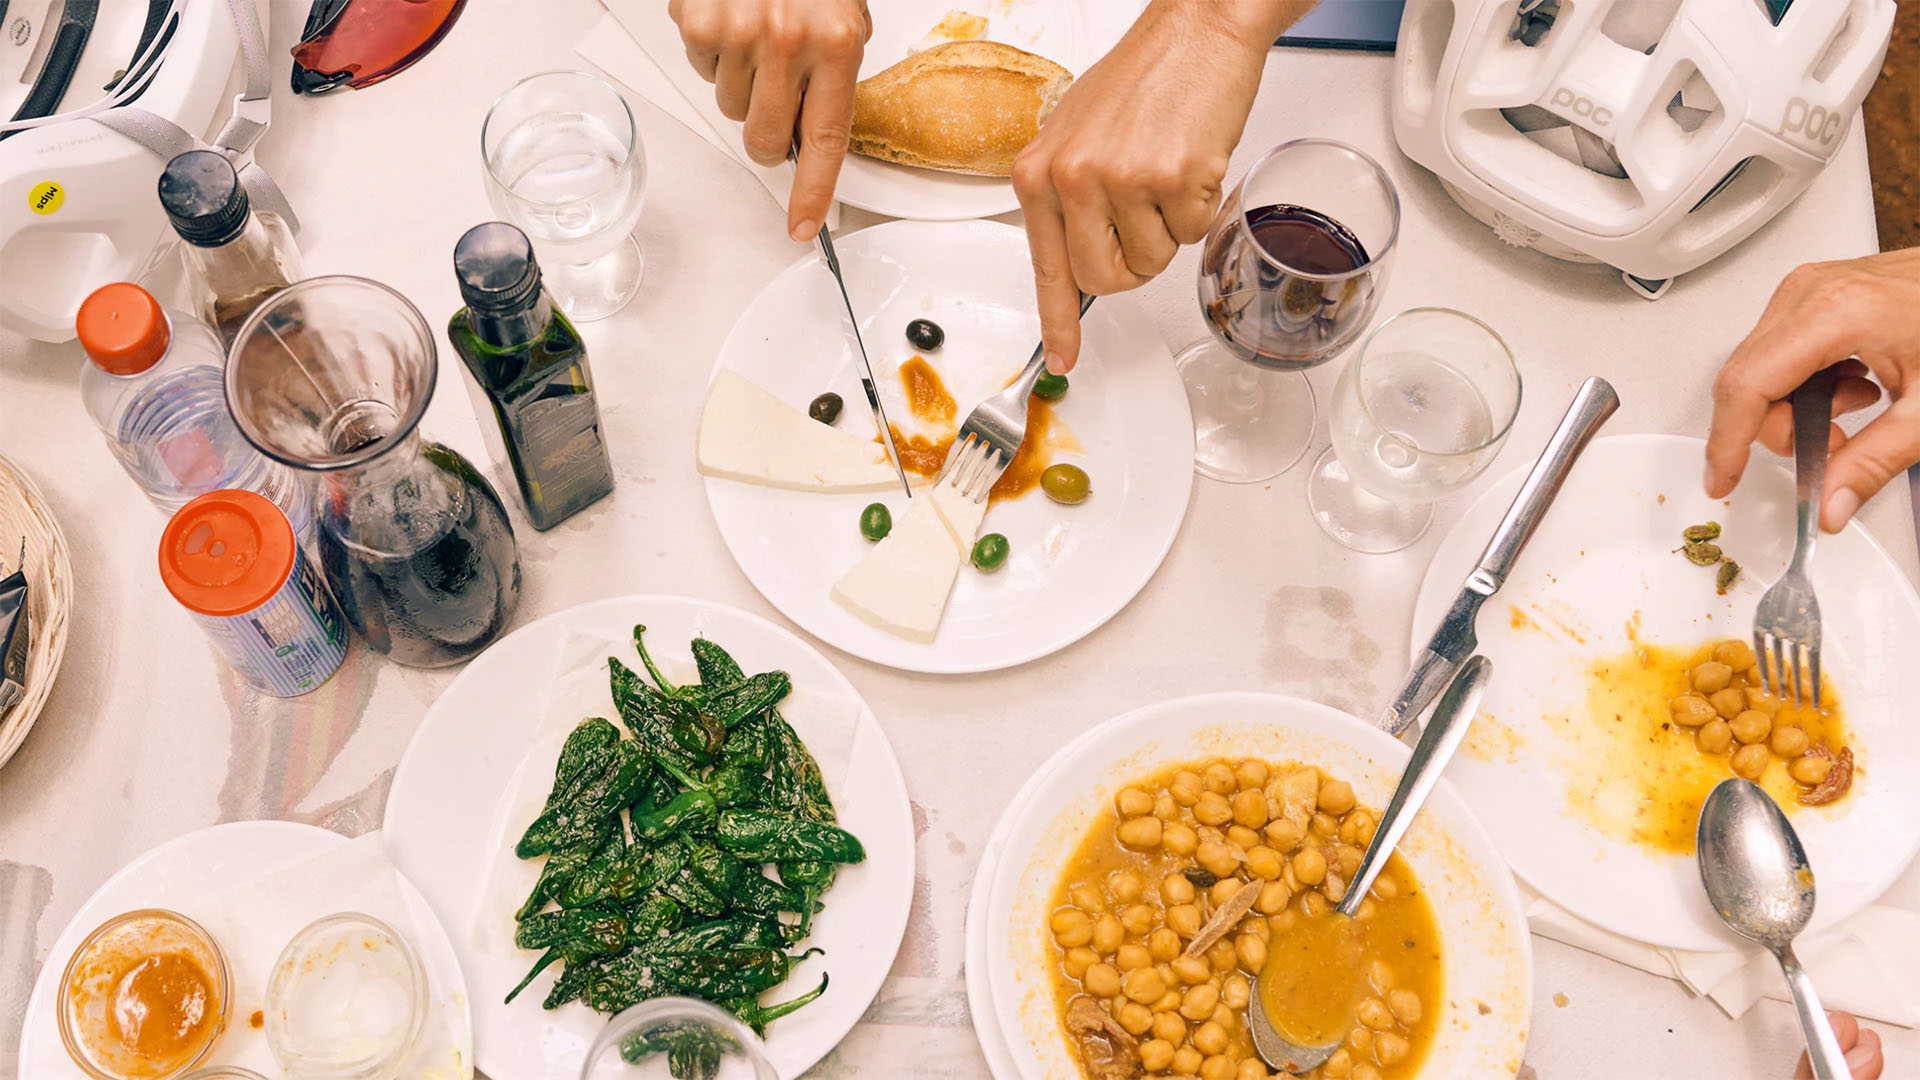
left=292, top=0, right=468, bottom=95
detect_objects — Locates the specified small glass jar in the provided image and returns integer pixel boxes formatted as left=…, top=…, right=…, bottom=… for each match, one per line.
left=265, top=913, right=427, bottom=1080
left=59, top=909, right=232, bottom=1080
left=182, top=1069, right=271, bottom=1080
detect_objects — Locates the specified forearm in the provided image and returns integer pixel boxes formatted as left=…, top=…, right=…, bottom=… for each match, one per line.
left=1148, top=0, right=1320, bottom=51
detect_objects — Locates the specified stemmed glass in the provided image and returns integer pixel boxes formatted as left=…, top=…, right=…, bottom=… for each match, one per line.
left=483, top=70, right=647, bottom=322
left=1308, top=307, right=1522, bottom=553
left=1180, top=139, right=1401, bottom=482
left=580, top=998, right=776, bottom=1080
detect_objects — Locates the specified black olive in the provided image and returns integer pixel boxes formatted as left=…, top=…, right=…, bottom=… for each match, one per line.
left=905, top=318, right=945, bottom=351
left=808, top=392, right=843, bottom=425
left=1182, top=867, right=1218, bottom=889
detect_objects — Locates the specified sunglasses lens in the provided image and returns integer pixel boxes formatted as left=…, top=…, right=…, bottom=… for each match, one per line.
left=291, top=0, right=467, bottom=93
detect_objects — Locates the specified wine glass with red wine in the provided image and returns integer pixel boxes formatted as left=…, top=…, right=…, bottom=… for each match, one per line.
left=1179, top=139, right=1400, bottom=482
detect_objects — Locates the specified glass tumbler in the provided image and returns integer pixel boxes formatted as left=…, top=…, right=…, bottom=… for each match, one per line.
left=226, top=276, right=522, bottom=667
left=1181, top=139, right=1401, bottom=482
left=1308, top=307, right=1522, bottom=553
left=581, top=998, right=776, bottom=1080
left=483, top=70, right=647, bottom=322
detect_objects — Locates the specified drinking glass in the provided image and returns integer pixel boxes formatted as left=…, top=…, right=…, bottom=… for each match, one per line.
left=483, top=70, right=647, bottom=322
left=580, top=998, right=776, bottom=1080
left=1308, top=308, right=1522, bottom=553
left=1181, top=139, right=1400, bottom=482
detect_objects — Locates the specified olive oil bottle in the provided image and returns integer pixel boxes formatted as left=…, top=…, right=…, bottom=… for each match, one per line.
left=448, top=222, right=615, bottom=531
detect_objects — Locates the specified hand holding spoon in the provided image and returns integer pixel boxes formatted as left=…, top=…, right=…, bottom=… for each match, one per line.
left=1249, top=655, right=1492, bottom=1074
left=1697, top=778, right=1852, bottom=1080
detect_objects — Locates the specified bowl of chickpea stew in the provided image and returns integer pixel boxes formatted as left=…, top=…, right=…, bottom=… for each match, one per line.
left=981, top=693, right=1529, bottom=1080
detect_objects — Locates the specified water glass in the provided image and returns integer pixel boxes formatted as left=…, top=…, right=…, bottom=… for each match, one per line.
left=1307, top=308, right=1522, bottom=553
left=580, top=998, right=776, bottom=1080
left=483, top=70, right=647, bottom=322
left=1179, top=139, right=1400, bottom=482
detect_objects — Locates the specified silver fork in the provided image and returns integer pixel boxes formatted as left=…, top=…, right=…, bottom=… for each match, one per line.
left=933, top=293, right=1095, bottom=501
left=1753, top=367, right=1838, bottom=708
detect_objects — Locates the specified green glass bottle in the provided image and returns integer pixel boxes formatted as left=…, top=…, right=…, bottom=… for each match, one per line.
left=448, top=223, right=615, bottom=531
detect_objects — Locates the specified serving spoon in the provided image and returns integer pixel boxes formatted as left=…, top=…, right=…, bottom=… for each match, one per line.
left=1696, top=778, right=1852, bottom=1079
left=1249, top=655, right=1493, bottom=1074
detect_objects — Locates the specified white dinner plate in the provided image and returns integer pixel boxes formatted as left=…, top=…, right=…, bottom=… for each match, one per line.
left=835, top=0, right=1147, bottom=220
left=1412, top=434, right=1920, bottom=951
left=18, top=821, right=471, bottom=1079
left=703, top=219, right=1194, bottom=674
left=382, top=595, right=915, bottom=1080
left=980, top=693, right=1533, bottom=1080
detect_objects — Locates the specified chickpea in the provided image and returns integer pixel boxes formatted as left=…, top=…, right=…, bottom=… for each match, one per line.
left=1319, top=779, right=1357, bottom=815
left=1179, top=980, right=1220, bottom=1020
left=1173, top=1045, right=1204, bottom=1076
left=1256, top=881, right=1292, bottom=914
left=1311, top=812, right=1341, bottom=838
left=1207, top=937, right=1240, bottom=974
left=1236, top=932, right=1267, bottom=972
left=1124, top=966, right=1167, bottom=1003
left=1791, top=754, right=1834, bottom=785
left=1168, top=903, right=1203, bottom=940
left=1289, top=848, right=1327, bottom=888
left=1154, top=793, right=1180, bottom=821
left=1117, top=815, right=1163, bottom=849
left=1236, top=759, right=1269, bottom=790
left=1199, top=1054, right=1235, bottom=1080
left=1269, top=910, right=1298, bottom=935
left=1051, top=909, right=1093, bottom=947
left=1240, top=844, right=1282, bottom=881
left=1172, top=954, right=1212, bottom=984
left=1084, top=962, right=1121, bottom=997
left=1670, top=693, right=1717, bottom=727
left=1226, top=824, right=1263, bottom=851
left=1352, top=1065, right=1384, bottom=1080
left=1116, top=944, right=1152, bottom=973
left=1070, top=882, right=1106, bottom=913
left=1356, top=996, right=1395, bottom=1031
left=1731, top=743, right=1770, bottom=780
left=1339, top=810, right=1376, bottom=847
left=1355, top=898, right=1379, bottom=921
left=1388, top=988, right=1423, bottom=1024
left=1301, top=889, right=1331, bottom=917
left=1146, top=927, right=1181, bottom=962
left=1355, top=815, right=1379, bottom=847
left=1373, top=1031, right=1410, bottom=1066
left=1370, top=874, right=1399, bottom=901
left=1265, top=817, right=1306, bottom=852
left=1115, top=786, right=1155, bottom=817
left=1190, top=1016, right=1229, bottom=1053
left=1194, top=791, right=1233, bottom=827
left=1323, top=1049, right=1355, bottom=1078
left=1696, top=718, right=1734, bottom=755
left=1203, top=762, right=1238, bottom=795
left=1153, top=990, right=1183, bottom=1014
left=1209, top=878, right=1243, bottom=907
left=1170, top=770, right=1204, bottom=806
left=1121, top=903, right=1156, bottom=937
left=1092, top=914, right=1124, bottom=955
left=1710, top=687, right=1749, bottom=720
left=1746, top=687, right=1782, bottom=717
left=1771, top=725, right=1811, bottom=758
left=1116, top=1001, right=1154, bottom=1036
left=1163, top=822, right=1200, bottom=856
left=1333, top=845, right=1363, bottom=878
left=1227, top=789, right=1270, bottom=829
left=1223, top=973, right=1251, bottom=1009
left=1139, top=1039, right=1176, bottom=1072
left=1346, top=1027, right=1373, bottom=1052
left=1163, top=873, right=1196, bottom=905
left=1731, top=710, right=1773, bottom=744
left=1242, top=914, right=1271, bottom=940
left=1691, top=661, right=1734, bottom=693
left=1063, top=946, right=1098, bottom=979
left=1198, top=841, right=1240, bottom=879
left=1714, top=639, right=1757, bottom=671
left=1151, top=1011, right=1186, bottom=1042
left=1237, top=1059, right=1268, bottom=1080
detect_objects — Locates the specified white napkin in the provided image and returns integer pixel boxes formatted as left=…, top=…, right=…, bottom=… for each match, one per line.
left=574, top=5, right=838, bottom=228
left=1524, top=884, right=1920, bottom=1027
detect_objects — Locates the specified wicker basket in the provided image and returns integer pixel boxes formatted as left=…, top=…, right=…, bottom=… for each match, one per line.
left=0, top=454, right=73, bottom=769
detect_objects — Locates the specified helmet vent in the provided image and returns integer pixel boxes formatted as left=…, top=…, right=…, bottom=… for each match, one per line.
left=1600, top=0, right=1683, bottom=54
left=1398, top=0, right=1458, bottom=123
left=1500, top=105, right=1628, bottom=179
left=1509, top=0, right=1560, bottom=47
left=1812, top=0, right=1866, bottom=81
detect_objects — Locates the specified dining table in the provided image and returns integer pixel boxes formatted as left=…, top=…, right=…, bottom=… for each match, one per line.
left=1, top=1, right=1915, bottom=1077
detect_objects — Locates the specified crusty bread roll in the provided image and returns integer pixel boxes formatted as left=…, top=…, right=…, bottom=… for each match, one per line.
left=850, top=41, right=1072, bottom=177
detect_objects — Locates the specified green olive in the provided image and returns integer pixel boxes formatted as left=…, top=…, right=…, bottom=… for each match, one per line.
left=859, top=503, right=892, bottom=541
left=1041, top=463, right=1091, bottom=505
left=972, top=533, right=1010, bottom=571
left=1033, top=372, right=1069, bottom=401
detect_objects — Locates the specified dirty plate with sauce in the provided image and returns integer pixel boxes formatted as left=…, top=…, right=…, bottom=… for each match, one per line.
left=976, top=694, right=1531, bottom=1080
left=1415, top=434, right=1920, bottom=951
left=702, top=219, right=1194, bottom=673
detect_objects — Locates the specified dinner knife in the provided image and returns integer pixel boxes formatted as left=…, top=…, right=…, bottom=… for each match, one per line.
left=1380, top=376, right=1620, bottom=736
left=789, top=138, right=912, bottom=498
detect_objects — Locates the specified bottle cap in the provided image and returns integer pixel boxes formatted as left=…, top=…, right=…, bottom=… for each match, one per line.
left=453, top=222, right=543, bottom=316
left=159, top=490, right=296, bottom=617
left=158, top=150, right=251, bottom=248
left=76, top=282, right=172, bottom=376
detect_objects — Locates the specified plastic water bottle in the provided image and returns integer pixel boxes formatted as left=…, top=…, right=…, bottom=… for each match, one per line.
left=76, top=282, right=313, bottom=539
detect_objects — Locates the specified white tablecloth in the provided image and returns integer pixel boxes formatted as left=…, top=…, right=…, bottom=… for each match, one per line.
left=1, top=2, right=1912, bottom=1078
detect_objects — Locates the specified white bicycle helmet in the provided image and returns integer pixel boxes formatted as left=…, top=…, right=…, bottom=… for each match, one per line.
left=1391, top=0, right=1894, bottom=296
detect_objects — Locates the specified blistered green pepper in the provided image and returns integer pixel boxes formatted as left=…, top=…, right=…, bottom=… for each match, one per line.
left=516, top=739, right=649, bottom=858
left=716, top=808, right=865, bottom=864
left=632, top=789, right=718, bottom=841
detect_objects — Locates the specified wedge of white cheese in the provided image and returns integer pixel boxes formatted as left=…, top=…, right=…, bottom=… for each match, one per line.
left=697, top=369, right=898, bottom=492
left=928, top=482, right=987, bottom=557
left=831, top=497, right=961, bottom=642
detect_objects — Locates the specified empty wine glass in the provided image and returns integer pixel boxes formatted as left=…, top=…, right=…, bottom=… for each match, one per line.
left=483, top=70, right=647, bottom=322
left=1308, top=307, right=1522, bottom=553
left=581, top=998, right=775, bottom=1080
left=1180, top=139, right=1400, bottom=482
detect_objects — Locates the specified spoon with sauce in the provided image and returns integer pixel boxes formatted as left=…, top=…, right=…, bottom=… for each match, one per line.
left=1250, top=656, right=1492, bottom=1074
left=1696, top=777, right=1852, bottom=1079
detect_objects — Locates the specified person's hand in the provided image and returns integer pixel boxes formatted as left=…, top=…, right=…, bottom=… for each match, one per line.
left=1704, top=248, right=1920, bottom=530
left=1793, top=1010, right=1883, bottom=1079
left=670, top=0, right=871, bottom=242
left=1012, top=0, right=1314, bottom=374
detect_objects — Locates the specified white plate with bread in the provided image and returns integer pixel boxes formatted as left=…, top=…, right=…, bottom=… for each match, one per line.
left=837, top=1, right=1147, bottom=220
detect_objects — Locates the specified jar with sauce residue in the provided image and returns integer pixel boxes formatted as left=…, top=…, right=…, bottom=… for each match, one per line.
left=59, top=909, right=231, bottom=1080
left=265, top=913, right=427, bottom=1080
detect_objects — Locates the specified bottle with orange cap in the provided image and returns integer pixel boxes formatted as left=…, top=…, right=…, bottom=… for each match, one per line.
left=77, top=282, right=312, bottom=537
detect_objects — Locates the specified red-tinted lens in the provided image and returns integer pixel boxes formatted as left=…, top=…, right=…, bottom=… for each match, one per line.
left=292, top=0, right=467, bottom=91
